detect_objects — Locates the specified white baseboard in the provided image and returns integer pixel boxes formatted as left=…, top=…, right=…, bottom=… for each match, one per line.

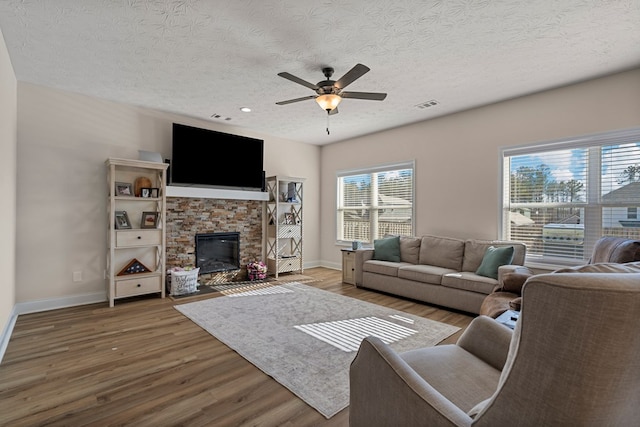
left=0, top=306, right=18, bottom=363
left=0, top=292, right=107, bottom=362
left=303, top=260, right=321, bottom=270
left=14, top=292, right=107, bottom=316
left=1, top=263, right=348, bottom=362
left=303, top=261, right=341, bottom=271
left=320, top=260, right=341, bottom=271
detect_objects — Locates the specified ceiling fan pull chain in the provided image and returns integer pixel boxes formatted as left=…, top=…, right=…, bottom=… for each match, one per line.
left=326, top=112, right=330, bottom=135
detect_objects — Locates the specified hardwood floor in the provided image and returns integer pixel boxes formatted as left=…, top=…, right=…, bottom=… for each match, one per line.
left=0, top=268, right=473, bottom=427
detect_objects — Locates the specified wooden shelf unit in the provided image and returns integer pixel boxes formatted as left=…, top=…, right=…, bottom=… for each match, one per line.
left=264, top=176, right=305, bottom=278
left=106, top=158, right=168, bottom=307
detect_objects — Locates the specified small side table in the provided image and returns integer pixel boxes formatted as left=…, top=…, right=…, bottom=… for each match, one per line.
left=495, top=310, right=520, bottom=329
left=341, top=249, right=356, bottom=285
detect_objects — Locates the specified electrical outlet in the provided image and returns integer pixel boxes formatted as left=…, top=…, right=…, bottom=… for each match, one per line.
left=73, top=271, right=82, bottom=282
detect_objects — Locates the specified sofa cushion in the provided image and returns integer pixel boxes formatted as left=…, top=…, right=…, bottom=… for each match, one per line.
left=462, top=240, right=524, bottom=272
left=552, top=261, right=640, bottom=274
left=363, top=260, right=410, bottom=277
left=441, top=272, right=498, bottom=295
left=589, top=237, right=640, bottom=263
left=419, top=235, right=465, bottom=270
left=401, top=345, right=501, bottom=413
left=398, top=264, right=459, bottom=285
left=372, top=236, right=401, bottom=262
left=399, top=236, right=421, bottom=264
left=476, top=246, right=515, bottom=280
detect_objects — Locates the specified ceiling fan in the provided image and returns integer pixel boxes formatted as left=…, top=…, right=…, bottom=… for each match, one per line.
left=276, top=63, right=387, bottom=116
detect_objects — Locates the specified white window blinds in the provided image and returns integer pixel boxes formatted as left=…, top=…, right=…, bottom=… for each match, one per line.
left=502, top=128, right=640, bottom=264
left=337, top=161, right=415, bottom=243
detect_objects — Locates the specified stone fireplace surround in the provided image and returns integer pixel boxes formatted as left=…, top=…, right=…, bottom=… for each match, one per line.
left=165, top=197, right=263, bottom=283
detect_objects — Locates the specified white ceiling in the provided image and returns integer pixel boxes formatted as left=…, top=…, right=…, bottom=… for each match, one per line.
left=1, top=0, right=639, bottom=145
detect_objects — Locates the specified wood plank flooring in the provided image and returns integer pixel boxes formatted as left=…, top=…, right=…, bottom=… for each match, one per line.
left=0, top=268, right=473, bottom=427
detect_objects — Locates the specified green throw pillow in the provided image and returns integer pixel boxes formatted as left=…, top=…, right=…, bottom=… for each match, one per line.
left=476, top=246, right=515, bottom=279
left=373, top=236, right=401, bottom=262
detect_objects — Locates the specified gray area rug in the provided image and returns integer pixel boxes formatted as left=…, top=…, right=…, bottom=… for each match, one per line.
left=174, top=282, right=460, bottom=418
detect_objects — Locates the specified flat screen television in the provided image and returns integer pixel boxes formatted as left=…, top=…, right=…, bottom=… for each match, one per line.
left=170, top=123, right=264, bottom=191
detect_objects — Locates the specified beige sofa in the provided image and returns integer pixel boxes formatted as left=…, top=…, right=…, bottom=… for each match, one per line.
left=354, top=235, right=526, bottom=314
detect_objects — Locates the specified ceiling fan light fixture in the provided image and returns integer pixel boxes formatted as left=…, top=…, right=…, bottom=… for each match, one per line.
left=316, top=94, right=342, bottom=111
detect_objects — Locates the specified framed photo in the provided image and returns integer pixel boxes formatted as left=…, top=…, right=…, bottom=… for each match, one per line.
left=115, top=211, right=132, bottom=229
left=115, top=182, right=133, bottom=197
left=141, top=211, right=159, bottom=229
left=150, top=188, right=159, bottom=198
left=140, top=187, right=152, bottom=198
left=284, top=213, right=295, bottom=225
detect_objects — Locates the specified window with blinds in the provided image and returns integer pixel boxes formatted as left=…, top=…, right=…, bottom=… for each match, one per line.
left=502, top=128, right=640, bottom=264
left=337, top=161, right=415, bottom=243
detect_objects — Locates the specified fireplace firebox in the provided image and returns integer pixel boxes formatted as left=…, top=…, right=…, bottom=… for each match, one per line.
left=195, top=232, right=240, bottom=274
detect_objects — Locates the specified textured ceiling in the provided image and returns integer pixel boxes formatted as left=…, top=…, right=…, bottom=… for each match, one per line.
left=1, top=0, right=639, bottom=145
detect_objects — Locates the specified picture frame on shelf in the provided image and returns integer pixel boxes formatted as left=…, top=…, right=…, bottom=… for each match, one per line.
left=283, top=212, right=295, bottom=225
left=115, top=182, right=133, bottom=197
left=115, top=211, right=132, bottom=229
left=140, top=211, right=159, bottom=229
left=150, top=188, right=159, bottom=198
left=140, top=187, right=152, bottom=198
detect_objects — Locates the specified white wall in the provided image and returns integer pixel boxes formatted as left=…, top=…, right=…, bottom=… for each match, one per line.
left=319, top=69, right=640, bottom=269
left=16, top=83, right=320, bottom=306
left=0, top=28, right=17, bottom=352
left=12, top=68, right=640, bottom=306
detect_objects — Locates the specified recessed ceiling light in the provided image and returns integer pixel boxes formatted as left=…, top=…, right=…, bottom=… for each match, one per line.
left=240, top=107, right=252, bottom=113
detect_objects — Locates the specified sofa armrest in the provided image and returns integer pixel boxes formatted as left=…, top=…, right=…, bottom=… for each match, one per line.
left=354, top=249, right=374, bottom=286
left=350, top=336, right=472, bottom=427
left=456, top=316, right=513, bottom=371
left=496, top=265, right=534, bottom=294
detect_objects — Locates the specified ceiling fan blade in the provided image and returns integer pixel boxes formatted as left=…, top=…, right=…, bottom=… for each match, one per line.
left=277, top=72, right=319, bottom=90
left=334, top=63, right=370, bottom=90
left=275, top=95, right=316, bottom=105
left=340, top=91, right=387, bottom=101
left=329, top=107, right=339, bottom=116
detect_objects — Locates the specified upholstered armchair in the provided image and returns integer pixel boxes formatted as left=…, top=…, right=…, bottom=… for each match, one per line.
left=350, top=265, right=640, bottom=426
left=480, top=236, right=640, bottom=318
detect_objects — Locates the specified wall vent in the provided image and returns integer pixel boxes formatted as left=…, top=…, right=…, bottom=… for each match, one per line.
left=210, top=113, right=232, bottom=120
left=415, top=100, right=439, bottom=109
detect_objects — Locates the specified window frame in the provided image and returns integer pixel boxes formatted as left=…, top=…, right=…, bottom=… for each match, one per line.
left=500, top=127, right=640, bottom=266
left=336, top=160, right=416, bottom=245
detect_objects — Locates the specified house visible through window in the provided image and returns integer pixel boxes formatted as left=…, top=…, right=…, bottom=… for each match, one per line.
left=337, top=161, right=415, bottom=244
left=502, top=128, right=640, bottom=264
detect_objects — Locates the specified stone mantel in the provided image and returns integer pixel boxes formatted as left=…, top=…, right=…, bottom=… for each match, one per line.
left=165, top=197, right=263, bottom=281
left=166, top=185, right=269, bottom=201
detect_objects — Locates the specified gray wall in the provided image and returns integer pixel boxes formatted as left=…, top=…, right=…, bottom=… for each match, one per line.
left=319, top=69, right=640, bottom=269
left=15, top=83, right=320, bottom=307
left=6, top=50, right=640, bottom=314
left=0, top=27, right=17, bottom=346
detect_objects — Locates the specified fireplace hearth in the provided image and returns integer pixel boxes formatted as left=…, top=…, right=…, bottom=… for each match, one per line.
left=195, top=232, right=240, bottom=274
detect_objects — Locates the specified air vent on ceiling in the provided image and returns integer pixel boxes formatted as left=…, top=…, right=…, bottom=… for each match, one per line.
left=415, top=100, right=439, bottom=109
left=210, top=113, right=232, bottom=121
